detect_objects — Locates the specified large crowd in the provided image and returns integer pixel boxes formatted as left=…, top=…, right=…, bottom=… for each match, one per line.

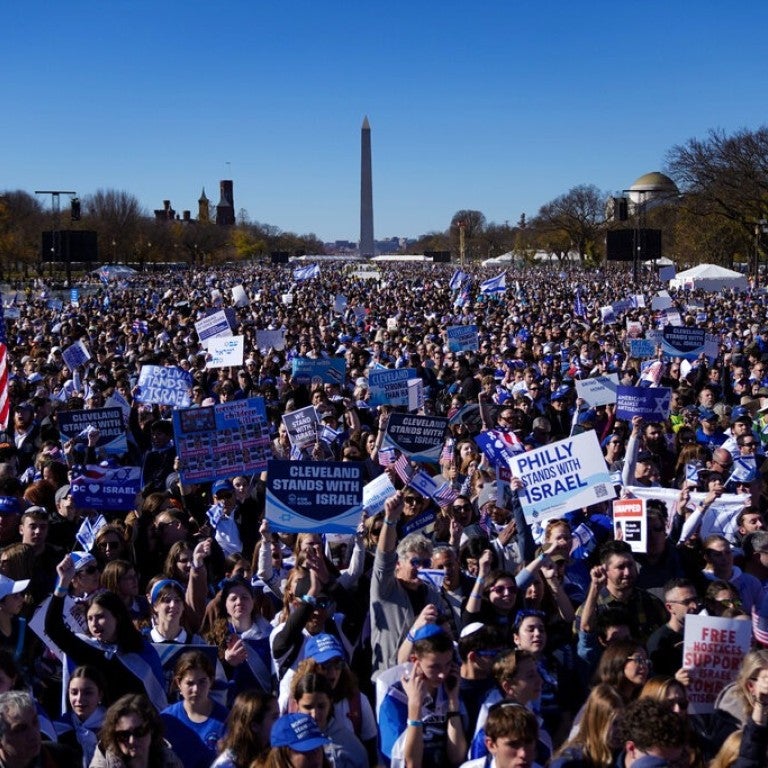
left=0, top=261, right=766, bottom=768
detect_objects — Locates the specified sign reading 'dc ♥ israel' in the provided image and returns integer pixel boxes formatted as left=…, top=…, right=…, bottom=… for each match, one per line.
left=615, top=385, right=671, bottom=421
left=446, top=325, right=478, bottom=352
left=508, top=430, right=615, bottom=524
left=290, top=357, right=346, bottom=386
left=368, top=368, right=416, bottom=406
left=135, top=365, right=193, bottom=408
left=71, top=465, right=142, bottom=512
left=266, top=460, right=363, bottom=535
left=683, top=615, right=751, bottom=715
left=575, top=374, right=619, bottom=407
left=382, top=413, right=449, bottom=464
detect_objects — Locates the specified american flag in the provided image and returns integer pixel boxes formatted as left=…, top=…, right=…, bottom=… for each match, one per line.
left=132, top=319, right=149, bottom=335
left=753, top=609, right=768, bottom=647
left=433, top=482, right=459, bottom=505
left=439, top=438, right=455, bottom=465
left=392, top=454, right=413, bottom=485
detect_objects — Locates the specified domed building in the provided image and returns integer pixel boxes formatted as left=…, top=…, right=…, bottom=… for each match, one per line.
left=628, top=171, right=679, bottom=210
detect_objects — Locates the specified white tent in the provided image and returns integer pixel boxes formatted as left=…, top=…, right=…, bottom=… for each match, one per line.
left=669, top=263, right=748, bottom=292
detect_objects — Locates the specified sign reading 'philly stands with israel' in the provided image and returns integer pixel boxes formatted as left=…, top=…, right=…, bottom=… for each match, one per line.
left=508, top=430, right=615, bottom=524
left=266, top=460, right=363, bottom=535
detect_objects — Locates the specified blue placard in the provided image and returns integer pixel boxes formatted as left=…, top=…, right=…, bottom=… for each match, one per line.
left=615, top=385, right=672, bottom=421
left=382, top=413, right=448, bottom=464
left=265, top=459, right=363, bottom=534
left=135, top=365, right=193, bottom=408
left=446, top=325, right=478, bottom=352
left=368, top=368, right=416, bottom=406
left=173, top=397, right=271, bottom=484
left=70, top=466, right=142, bottom=511
left=57, top=407, right=128, bottom=457
left=290, top=357, right=347, bottom=385
left=629, top=338, right=656, bottom=358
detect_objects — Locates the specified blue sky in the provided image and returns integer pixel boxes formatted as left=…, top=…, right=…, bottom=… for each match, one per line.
left=3, top=2, right=767, bottom=242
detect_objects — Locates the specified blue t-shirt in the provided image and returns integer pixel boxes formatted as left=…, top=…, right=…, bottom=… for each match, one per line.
left=160, top=699, right=228, bottom=768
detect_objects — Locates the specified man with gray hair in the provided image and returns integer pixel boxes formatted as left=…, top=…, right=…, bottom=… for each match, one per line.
left=0, top=690, right=71, bottom=767
left=370, top=492, right=441, bottom=676
left=743, top=530, right=768, bottom=585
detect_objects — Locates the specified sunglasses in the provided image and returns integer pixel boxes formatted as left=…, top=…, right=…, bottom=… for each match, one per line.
left=452, top=503, right=472, bottom=512
left=403, top=497, right=421, bottom=505
left=115, top=724, right=150, bottom=743
left=409, top=557, right=432, bottom=568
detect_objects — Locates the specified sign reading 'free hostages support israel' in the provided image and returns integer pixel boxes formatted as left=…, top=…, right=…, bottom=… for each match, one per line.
left=508, top=430, right=615, bottom=524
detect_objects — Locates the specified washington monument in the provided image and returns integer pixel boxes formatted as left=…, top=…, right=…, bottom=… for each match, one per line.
left=360, top=116, right=374, bottom=258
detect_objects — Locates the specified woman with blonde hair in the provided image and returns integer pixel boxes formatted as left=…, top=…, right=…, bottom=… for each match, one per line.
left=711, top=648, right=768, bottom=745
left=549, top=684, right=624, bottom=768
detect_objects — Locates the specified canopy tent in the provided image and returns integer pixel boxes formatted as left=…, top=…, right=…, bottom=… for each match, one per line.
left=669, top=263, right=748, bottom=293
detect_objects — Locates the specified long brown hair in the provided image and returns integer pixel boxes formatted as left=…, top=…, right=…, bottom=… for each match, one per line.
left=98, top=694, right=165, bottom=768
left=218, top=690, right=277, bottom=767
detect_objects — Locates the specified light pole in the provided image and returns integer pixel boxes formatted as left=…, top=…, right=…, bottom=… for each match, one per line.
left=35, top=190, right=77, bottom=284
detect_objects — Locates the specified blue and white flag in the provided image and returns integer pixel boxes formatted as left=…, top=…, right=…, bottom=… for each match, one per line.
left=293, top=264, right=320, bottom=282
left=728, top=456, right=757, bottom=485
left=685, top=463, right=702, bottom=485
left=480, top=272, right=506, bottom=294
left=132, top=319, right=149, bottom=335
left=318, top=424, right=341, bottom=446
left=574, top=288, right=586, bottom=318
left=75, top=514, right=107, bottom=551
left=449, top=269, right=468, bottom=291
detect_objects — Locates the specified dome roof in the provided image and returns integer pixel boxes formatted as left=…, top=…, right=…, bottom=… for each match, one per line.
left=629, top=171, right=678, bottom=195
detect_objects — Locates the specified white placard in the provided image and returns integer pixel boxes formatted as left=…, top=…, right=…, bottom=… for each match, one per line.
left=575, top=374, right=619, bottom=407
left=206, top=336, right=245, bottom=369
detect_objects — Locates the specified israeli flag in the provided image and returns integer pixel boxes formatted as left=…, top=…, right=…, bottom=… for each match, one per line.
left=75, top=514, right=107, bottom=551
left=685, top=463, right=701, bottom=485
left=449, top=269, right=468, bottom=291
left=293, top=264, right=320, bottom=281
left=480, top=272, right=506, bottom=294
left=574, top=288, right=586, bottom=318
left=728, top=456, right=757, bottom=485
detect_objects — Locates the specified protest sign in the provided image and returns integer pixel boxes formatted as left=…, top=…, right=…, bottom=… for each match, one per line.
left=629, top=338, right=656, bottom=359
left=333, top=295, right=348, bottom=313
left=408, top=378, right=424, bottom=412
left=651, top=293, right=674, bottom=311
left=231, top=284, right=249, bottom=307
left=659, top=265, right=676, bottom=281
left=29, top=594, right=89, bottom=660
left=71, top=466, right=142, bottom=512
left=475, top=429, right=523, bottom=468
left=62, top=340, right=91, bottom=370
left=282, top=293, right=293, bottom=305
left=575, top=374, right=619, bottom=407
left=152, top=644, right=227, bottom=704
left=615, top=385, right=671, bottom=421
left=206, top=335, right=245, bottom=368
left=599, top=305, right=616, bottom=323
left=382, top=413, right=448, bottom=464
left=135, top=365, right=193, bottom=408
left=266, top=460, right=363, bottom=534
left=173, top=397, right=271, bottom=484
left=282, top=406, right=319, bottom=449
left=446, top=325, right=478, bottom=352
left=612, top=498, right=646, bottom=553
left=368, top=368, right=416, bottom=407
left=362, top=472, right=397, bottom=516
left=194, top=308, right=236, bottom=347
left=256, top=329, right=286, bottom=351
left=648, top=326, right=719, bottom=361
left=683, top=615, right=752, bottom=715
left=626, top=320, right=643, bottom=339
left=57, top=407, right=128, bottom=457
left=290, top=357, right=346, bottom=386
left=509, top=431, right=615, bottom=524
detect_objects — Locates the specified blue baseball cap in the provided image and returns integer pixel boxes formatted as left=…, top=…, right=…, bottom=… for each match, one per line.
left=304, top=633, right=345, bottom=664
left=270, top=714, right=330, bottom=752
left=550, top=385, right=571, bottom=402
left=211, top=479, right=234, bottom=496
left=699, top=408, right=718, bottom=421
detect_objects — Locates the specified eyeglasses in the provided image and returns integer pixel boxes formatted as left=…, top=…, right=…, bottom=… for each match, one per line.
left=626, top=656, right=650, bottom=666
left=489, top=585, right=516, bottom=595
left=668, top=597, right=700, bottom=606
left=716, top=597, right=742, bottom=607
left=409, top=557, right=432, bottom=568
left=403, top=497, right=421, bottom=505
left=114, top=724, right=150, bottom=743
left=452, top=503, right=472, bottom=512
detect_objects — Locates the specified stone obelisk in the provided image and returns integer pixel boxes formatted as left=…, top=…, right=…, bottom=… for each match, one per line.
left=360, top=116, right=374, bottom=258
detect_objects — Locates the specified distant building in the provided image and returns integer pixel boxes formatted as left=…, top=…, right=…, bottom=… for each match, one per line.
left=216, top=180, right=235, bottom=226
left=154, top=199, right=176, bottom=221
left=198, top=188, right=210, bottom=222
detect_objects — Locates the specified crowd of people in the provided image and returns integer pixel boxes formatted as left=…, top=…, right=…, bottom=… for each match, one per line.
left=0, top=260, right=767, bottom=768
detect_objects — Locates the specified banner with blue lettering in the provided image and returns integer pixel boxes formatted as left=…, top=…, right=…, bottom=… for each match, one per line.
left=508, top=430, right=615, bottom=524
left=57, top=407, right=128, bottom=457
left=266, top=459, right=363, bottom=534
left=290, top=357, right=346, bottom=386
left=194, top=308, right=236, bottom=347
left=173, top=397, right=272, bottom=484
left=615, top=385, right=671, bottom=421
left=446, top=325, right=478, bottom=352
left=62, top=340, right=91, bottom=370
left=71, top=466, right=142, bottom=511
left=648, top=326, right=719, bottom=361
left=135, top=365, right=193, bottom=408
left=382, top=413, right=449, bottom=464
left=362, top=472, right=397, bottom=515
left=368, top=368, right=416, bottom=406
